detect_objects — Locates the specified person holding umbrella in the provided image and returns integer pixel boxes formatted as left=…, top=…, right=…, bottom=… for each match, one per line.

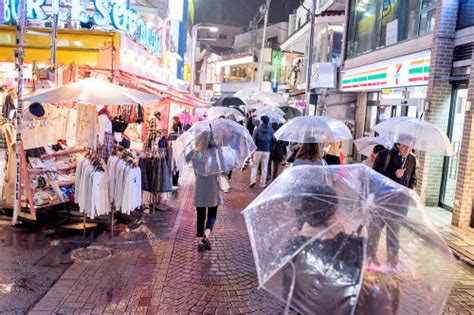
left=369, top=133, right=417, bottom=267
left=186, top=130, right=223, bottom=251
left=293, top=141, right=327, bottom=166
left=250, top=115, right=274, bottom=188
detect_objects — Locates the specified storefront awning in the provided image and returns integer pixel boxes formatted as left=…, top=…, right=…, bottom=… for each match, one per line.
left=120, top=71, right=209, bottom=108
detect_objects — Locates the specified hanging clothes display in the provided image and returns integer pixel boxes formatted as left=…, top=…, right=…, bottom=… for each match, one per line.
left=0, top=119, right=10, bottom=207
left=76, top=105, right=98, bottom=148
left=144, top=113, right=163, bottom=151
left=98, top=109, right=114, bottom=161
left=139, top=150, right=172, bottom=194
left=108, top=151, right=142, bottom=215
left=75, top=153, right=110, bottom=219
left=1, top=120, right=15, bottom=206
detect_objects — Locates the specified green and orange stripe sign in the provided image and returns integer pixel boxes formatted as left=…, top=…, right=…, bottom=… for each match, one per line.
left=341, top=54, right=431, bottom=92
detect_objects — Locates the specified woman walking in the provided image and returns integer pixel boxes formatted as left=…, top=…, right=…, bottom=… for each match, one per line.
left=186, top=130, right=223, bottom=251
left=293, top=142, right=327, bottom=166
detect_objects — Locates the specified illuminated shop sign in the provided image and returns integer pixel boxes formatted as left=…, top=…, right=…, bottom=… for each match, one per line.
left=341, top=51, right=431, bottom=92
left=2, top=0, right=161, bottom=55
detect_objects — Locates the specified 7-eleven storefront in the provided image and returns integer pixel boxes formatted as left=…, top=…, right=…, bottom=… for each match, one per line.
left=341, top=51, right=431, bottom=138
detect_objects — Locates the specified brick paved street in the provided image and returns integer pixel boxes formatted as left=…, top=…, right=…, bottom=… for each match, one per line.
left=29, top=169, right=474, bottom=314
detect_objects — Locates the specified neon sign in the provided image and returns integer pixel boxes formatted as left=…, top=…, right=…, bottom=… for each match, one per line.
left=2, top=0, right=161, bottom=55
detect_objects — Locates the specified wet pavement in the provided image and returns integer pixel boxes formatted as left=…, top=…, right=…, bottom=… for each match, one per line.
left=0, top=210, right=103, bottom=314
left=1, top=169, right=473, bottom=314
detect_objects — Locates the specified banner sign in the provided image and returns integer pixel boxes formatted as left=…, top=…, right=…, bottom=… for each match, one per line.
left=2, top=0, right=161, bottom=55
left=341, top=51, right=431, bottom=92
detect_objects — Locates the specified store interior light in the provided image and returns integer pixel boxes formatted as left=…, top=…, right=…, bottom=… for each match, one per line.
left=364, top=12, right=371, bottom=16
left=362, top=0, right=370, bottom=3
left=356, top=7, right=367, bottom=11
left=209, top=27, right=219, bottom=33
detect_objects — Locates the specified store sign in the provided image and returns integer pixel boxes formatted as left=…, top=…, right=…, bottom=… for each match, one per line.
left=311, top=62, right=336, bottom=89
left=2, top=0, right=161, bottom=55
left=341, top=51, right=431, bottom=92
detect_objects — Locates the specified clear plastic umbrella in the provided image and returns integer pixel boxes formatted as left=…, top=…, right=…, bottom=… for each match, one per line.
left=274, top=116, right=353, bottom=143
left=257, top=113, right=286, bottom=124
left=242, top=164, right=457, bottom=315
left=372, top=117, right=454, bottom=156
left=24, top=78, right=161, bottom=105
left=256, top=91, right=288, bottom=107
left=256, top=106, right=286, bottom=117
left=354, top=136, right=392, bottom=157
left=207, top=106, right=245, bottom=122
left=173, top=118, right=256, bottom=176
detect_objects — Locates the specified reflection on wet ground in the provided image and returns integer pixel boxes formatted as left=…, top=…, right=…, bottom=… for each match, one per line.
left=0, top=209, right=104, bottom=314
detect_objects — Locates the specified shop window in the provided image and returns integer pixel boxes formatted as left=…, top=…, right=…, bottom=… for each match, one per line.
left=457, top=0, right=474, bottom=30
left=347, top=0, right=437, bottom=59
left=219, top=34, right=228, bottom=40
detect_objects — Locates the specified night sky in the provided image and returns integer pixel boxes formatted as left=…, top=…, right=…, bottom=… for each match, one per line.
left=195, top=0, right=301, bottom=28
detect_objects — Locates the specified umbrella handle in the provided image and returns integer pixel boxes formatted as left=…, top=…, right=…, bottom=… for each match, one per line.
left=284, top=261, right=296, bottom=315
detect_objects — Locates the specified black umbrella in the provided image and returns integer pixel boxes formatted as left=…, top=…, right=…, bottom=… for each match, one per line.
left=281, top=106, right=302, bottom=120
left=214, top=96, right=246, bottom=107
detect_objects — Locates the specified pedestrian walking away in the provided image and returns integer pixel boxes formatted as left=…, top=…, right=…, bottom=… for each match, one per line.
left=250, top=115, right=274, bottom=188
left=268, top=122, right=287, bottom=181
left=186, top=130, right=223, bottom=251
left=323, top=141, right=342, bottom=165
left=368, top=133, right=417, bottom=266
left=293, top=141, right=327, bottom=167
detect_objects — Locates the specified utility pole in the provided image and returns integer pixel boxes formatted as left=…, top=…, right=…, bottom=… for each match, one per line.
left=304, top=0, right=317, bottom=116
left=256, top=0, right=271, bottom=91
left=12, top=0, right=27, bottom=225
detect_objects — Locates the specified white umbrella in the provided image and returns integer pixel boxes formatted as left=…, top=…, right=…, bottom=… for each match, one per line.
left=372, top=117, right=454, bottom=156
left=256, top=106, right=285, bottom=117
left=207, top=106, right=245, bottom=122
left=255, top=91, right=288, bottom=107
left=274, top=116, right=353, bottom=143
left=234, top=90, right=257, bottom=104
left=25, top=78, right=162, bottom=105
left=354, top=136, right=392, bottom=157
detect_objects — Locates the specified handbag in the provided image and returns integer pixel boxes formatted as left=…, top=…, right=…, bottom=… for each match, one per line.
left=217, top=174, right=230, bottom=192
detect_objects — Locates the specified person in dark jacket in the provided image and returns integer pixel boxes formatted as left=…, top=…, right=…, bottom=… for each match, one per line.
left=368, top=133, right=417, bottom=267
left=246, top=109, right=257, bottom=135
left=268, top=123, right=287, bottom=181
left=250, top=115, right=274, bottom=188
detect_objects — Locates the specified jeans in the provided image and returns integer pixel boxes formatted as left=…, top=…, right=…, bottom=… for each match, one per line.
left=196, top=206, right=218, bottom=237
left=251, top=151, right=270, bottom=187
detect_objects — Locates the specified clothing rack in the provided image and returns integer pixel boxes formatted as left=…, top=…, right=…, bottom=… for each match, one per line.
left=109, top=146, right=140, bottom=237
left=138, top=147, right=171, bottom=213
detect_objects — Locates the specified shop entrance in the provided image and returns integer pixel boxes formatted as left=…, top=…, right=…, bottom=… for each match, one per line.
left=440, top=85, right=468, bottom=210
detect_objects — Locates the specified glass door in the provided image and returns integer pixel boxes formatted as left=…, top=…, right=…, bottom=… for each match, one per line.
left=440, top=86, right=468, bottom=210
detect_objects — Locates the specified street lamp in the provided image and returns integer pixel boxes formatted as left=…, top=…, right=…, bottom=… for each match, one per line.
left=256, top=0, right=271, bottom=91
left=190, top=24, right=218, bottom=97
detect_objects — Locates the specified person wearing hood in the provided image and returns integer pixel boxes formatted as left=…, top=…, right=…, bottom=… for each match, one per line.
left=250, top=115, right=274, bottom=188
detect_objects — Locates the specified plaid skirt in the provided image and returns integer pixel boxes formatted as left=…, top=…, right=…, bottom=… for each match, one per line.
left=98, top=132, right=114, bottom=161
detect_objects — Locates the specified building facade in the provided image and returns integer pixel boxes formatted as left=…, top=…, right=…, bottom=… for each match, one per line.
left=341, top=0, right=474, bottom=227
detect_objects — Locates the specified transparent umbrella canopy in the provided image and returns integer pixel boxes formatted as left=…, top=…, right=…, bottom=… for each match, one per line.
left=24, top=78, right=161, bottom=105
left=372, top=117, right=454, bottom=156
left=256, top=106, right=286, bottom=117
left=242, top=165, right=457, bottom=315
left=256, top=91, right=288, bottom=107
left=354, top=136, right=392, bottom=157
left=207, top=106, right=245, bottom=122
left=274, top=116, right=353, bottom=143
left=173, top=118, right=256, bottom=176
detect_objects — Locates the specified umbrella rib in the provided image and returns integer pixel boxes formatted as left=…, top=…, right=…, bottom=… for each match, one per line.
left=263, top=208, right=365, bottom=285
left=369, top=214, right=417, bottom=265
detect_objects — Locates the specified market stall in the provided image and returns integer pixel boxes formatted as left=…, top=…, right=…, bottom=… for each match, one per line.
left=1, top=78, right=175, bottom=232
